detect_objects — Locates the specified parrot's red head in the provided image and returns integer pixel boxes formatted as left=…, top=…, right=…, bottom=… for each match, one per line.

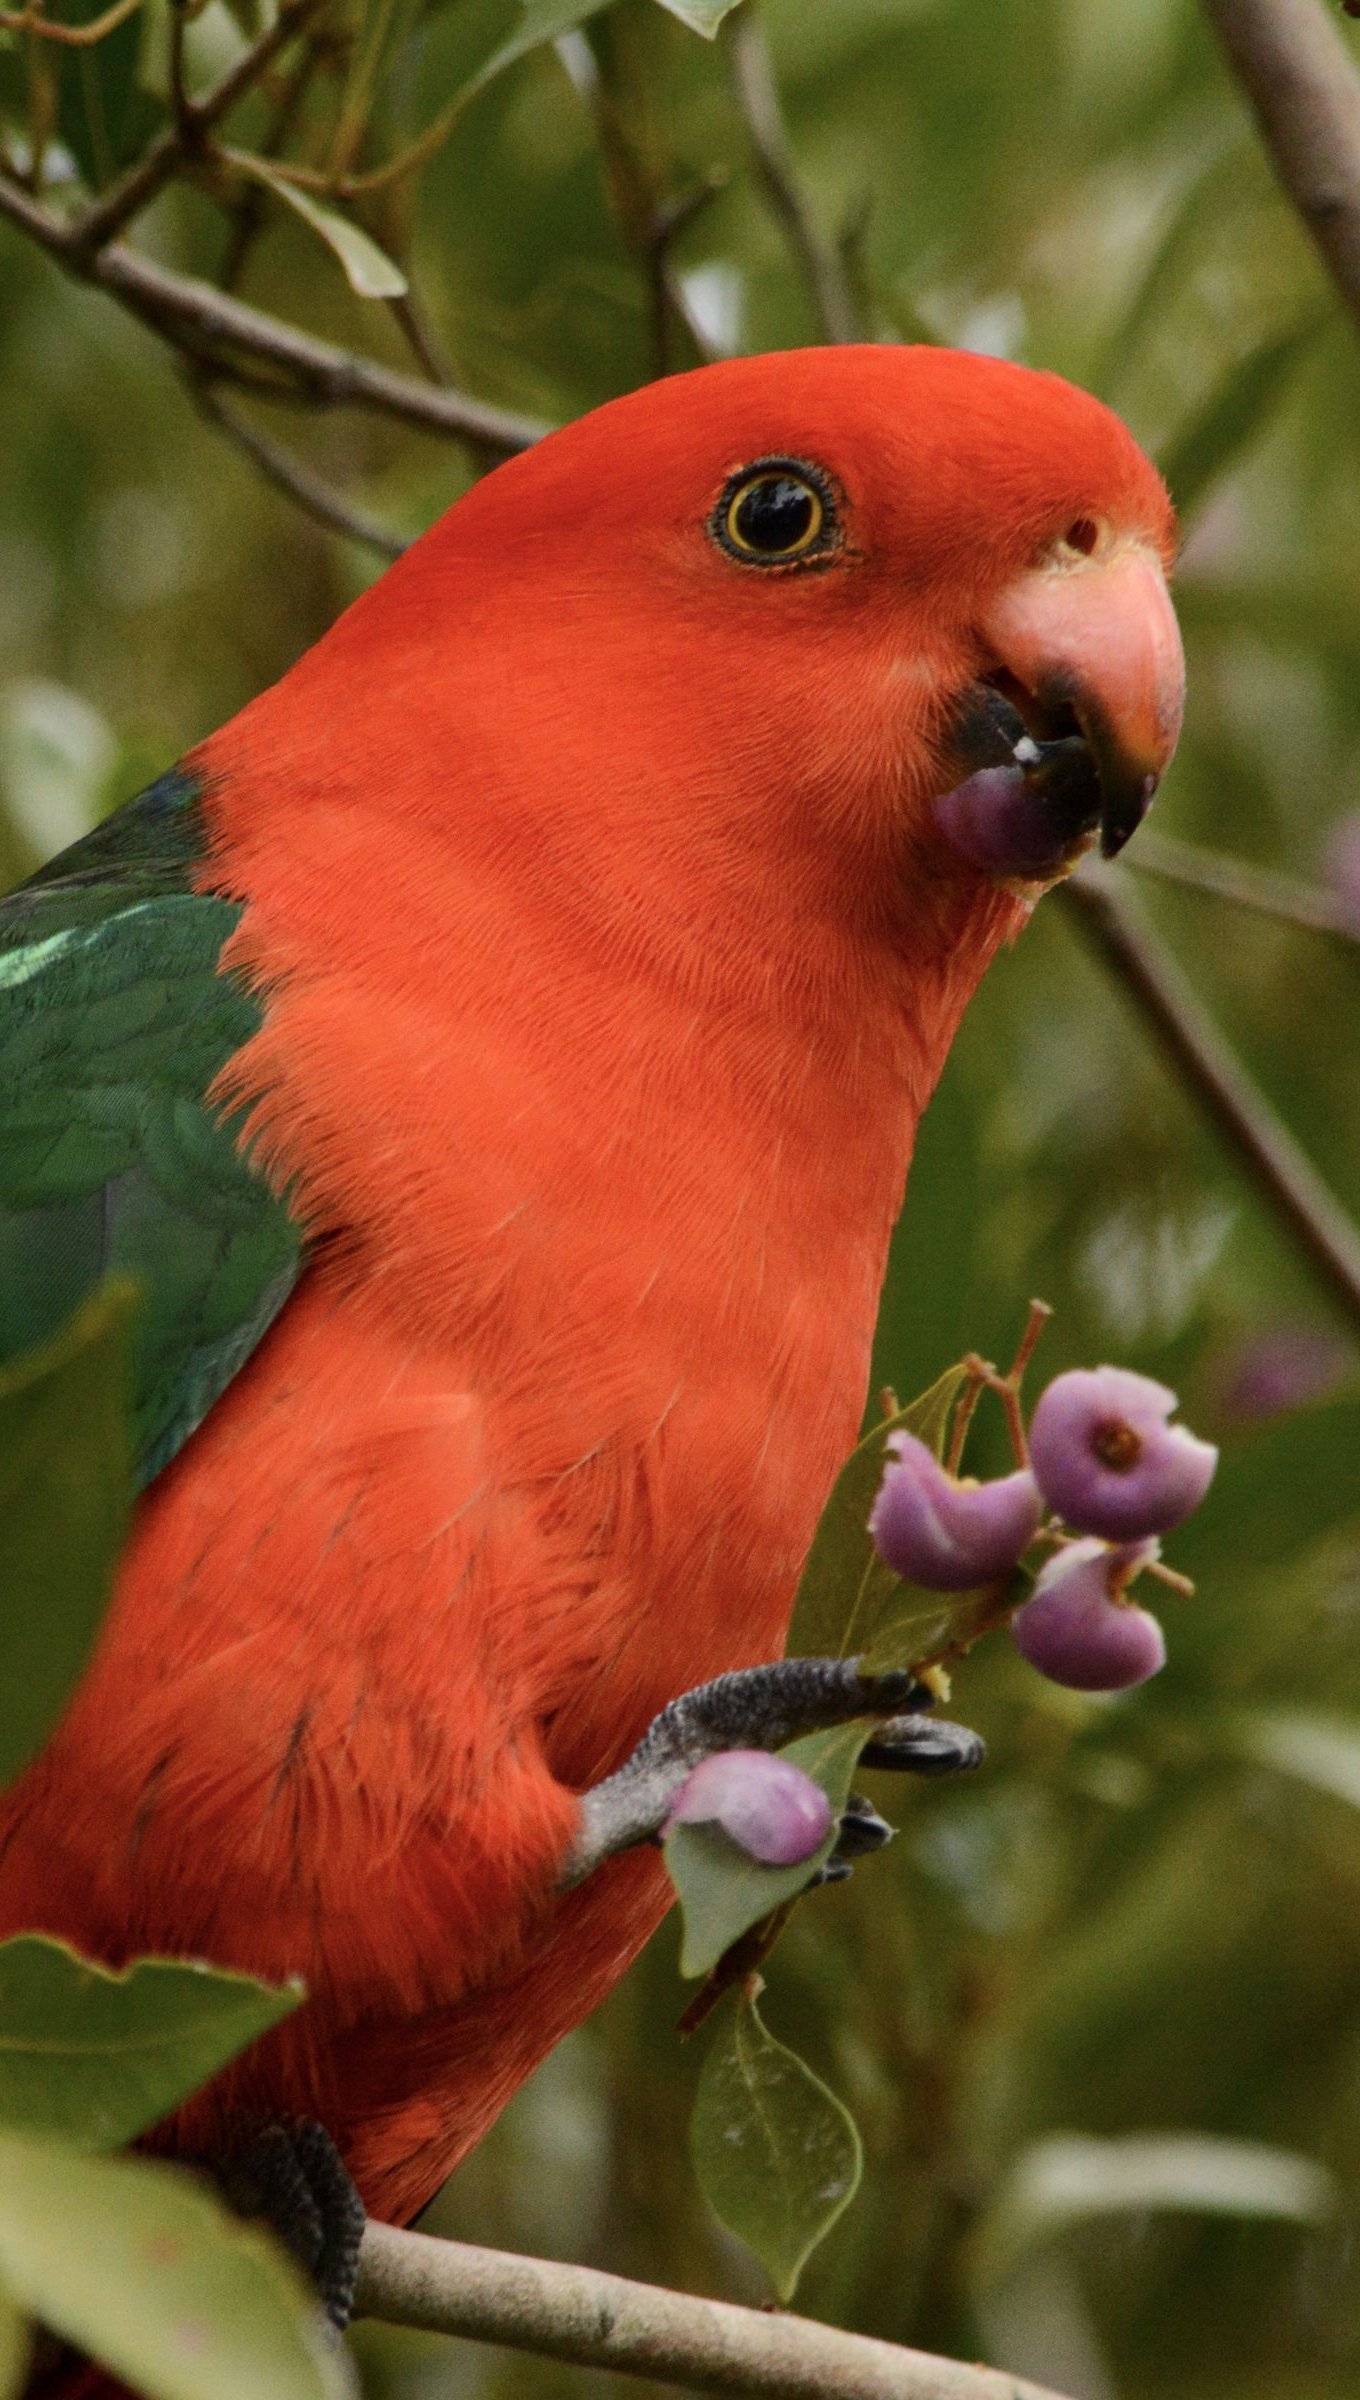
left=436, top=340, right=1183, bottom=882
left=195, top=347, right=1185, bottom=1522
left=204, top=342, right=1181, bottom=1073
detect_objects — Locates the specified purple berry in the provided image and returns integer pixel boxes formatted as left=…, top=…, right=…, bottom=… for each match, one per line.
left=1012, top=1540, right=1166, bottom=1691
left=1028, top=1366, right=1217, bottom=1540
left=933, top=765, right=1078, bottom=879
left=869, top=1432, right=1042, bottom=1591
left=1217, top=1324, right=1349, bottom=1422
left=665, top=1750, right=832, bottom=1866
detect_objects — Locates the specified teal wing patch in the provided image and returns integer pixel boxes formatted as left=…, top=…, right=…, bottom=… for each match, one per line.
left=0, top=769, right=304, bottom=1486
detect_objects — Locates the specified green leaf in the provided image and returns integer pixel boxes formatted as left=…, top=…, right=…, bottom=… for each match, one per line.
left=665, top=1722, right=870, bottom=1979
left=650, top=0, right=744, bottom=34
left=784, top=1363, right=968, bottom=1664
left=690, top=1987, right=861, bottom=2300
left=418, top=0, right=610, bottom=111
left=972, top=2132, right=1335, bottom=2289
left=0, top=1284, right=135, bottom=1792
left=1232, top=1710, right=1360, bottom=1813
left=0, top=2137, right=344, bottom=2400
left=0, top=1938, right=303, bottom=2151
left=243, top=166, right=408, bottom=300
left=1160, top=315, right=1326, bottom=520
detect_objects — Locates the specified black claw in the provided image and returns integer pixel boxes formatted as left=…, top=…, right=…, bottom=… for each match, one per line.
left=218, top=2117, right=364, bottom=2332
left=810, top=1856, right=855, bottom=1886
left=833, top=1793, right=894, bottom=1860
left=859, top=1715, right=986, bottom=1776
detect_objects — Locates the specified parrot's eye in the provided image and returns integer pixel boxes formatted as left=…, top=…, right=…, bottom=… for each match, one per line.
left=712, top=460, right=837, bottom=567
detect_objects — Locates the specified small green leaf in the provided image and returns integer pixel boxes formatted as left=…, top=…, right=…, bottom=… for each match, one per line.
left=859, top=1581, right=1002, bottom=1679
left=0, top=1938, right=303, bottom=2150
left=650, top=0, right=744, bottom=34
left=0, top=2137, right=344, bottom=2400
left=1161, top=316, right=1326, bottom=520
left=243, top=165, right=408, bottom=300
left=690, top=1987, right=861, bottom=2300
left=785, top=1363, right=968, bottom=1664
left=666, top=1722, right=869, bottom=1979
left=0, top=1284, right=135, bottom=1791
left=1232, top=1710, right=1360, bottom=1812
left=972, top=2132, right=1335, bottom=2290
left=420, top=0, right=610, bottom=111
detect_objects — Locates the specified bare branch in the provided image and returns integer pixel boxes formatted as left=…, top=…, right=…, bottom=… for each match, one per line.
left=70, top=0, right=332, bottom=252
left=726, top=5, right=862, bottom=345
left=193, top=382, right=409, bottom=556
left=1201, top=0, right=1360, bottom=334
left=0, top=177, right=548, bottom=451
left=1063, top=865, right=1360, bottom=1337
left=354, top=2220, right=1072, bottom=2400
left=1127, top=828, right=1360, bottom=943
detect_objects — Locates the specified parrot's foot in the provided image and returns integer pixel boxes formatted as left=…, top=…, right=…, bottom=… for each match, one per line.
left=560, top=1654, right=984, bottom=1888
left=219, top=2117, right=365, bottom=2332
left=809, top=1789, right=894, bottom=1885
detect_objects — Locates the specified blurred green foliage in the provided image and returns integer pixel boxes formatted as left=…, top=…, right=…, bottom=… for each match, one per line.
left=4, top=0, right=1360, bottom=2394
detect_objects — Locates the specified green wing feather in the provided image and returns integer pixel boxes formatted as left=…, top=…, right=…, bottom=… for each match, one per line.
left=0, top=769, right=304, bottom=1487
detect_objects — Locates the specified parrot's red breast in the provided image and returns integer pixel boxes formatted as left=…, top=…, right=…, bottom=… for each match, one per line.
left=0, top=347, right=1179, bottom=2224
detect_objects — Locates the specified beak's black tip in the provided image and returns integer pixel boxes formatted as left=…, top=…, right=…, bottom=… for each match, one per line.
left=1099, top=772, right=1158, bottom=860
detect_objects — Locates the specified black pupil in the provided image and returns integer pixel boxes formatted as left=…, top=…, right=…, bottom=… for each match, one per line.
left=735, top=475, right=815, bottom=553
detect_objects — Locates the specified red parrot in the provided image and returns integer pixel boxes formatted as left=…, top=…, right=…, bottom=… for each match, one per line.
left=0, top=345, right=1182, bottom=2306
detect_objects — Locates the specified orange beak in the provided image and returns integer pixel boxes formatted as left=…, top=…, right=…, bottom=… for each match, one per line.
left=981, top=543, right=1185, bottom=857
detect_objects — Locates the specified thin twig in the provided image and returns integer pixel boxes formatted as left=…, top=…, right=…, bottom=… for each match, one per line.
left=1063, top=865, right=1360, bottom=1338
left=354, top=2219, right=1072, bottom=2400
left=193, top=382, right=409, bottom=555
left=167, top=0, right=193, bottom=150
left=1201, top=0, right=1360, bottom=336
left=1127, top=828, right=1360, bottom=943
left=216, top=36, right=321, bottom=293
left=70, top=0, right=330, bottom=251
left=726, top=5, right=862, bottom=345
left=0, top=176, right=548, bottom=451
left=572, top=19, right=719, bottom=378
left=0, top=0, right=140, bottom=47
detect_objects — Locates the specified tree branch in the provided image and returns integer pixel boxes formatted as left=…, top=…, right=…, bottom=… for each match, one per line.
left=1201, top=0, right=1360, bottom=335
left=0, top=176, right=548, bottom=451
left=726, top=6, right=862, bottom=345
left=1063, top=865, right=1360, bottom=1337
left=192, top=382, right=409, bottom=556
left=353, top=2220, right=1071, bottom=2400
left=1126, top=828, right=1360, bottom=944
left=70, top=0, right=332, bottom=252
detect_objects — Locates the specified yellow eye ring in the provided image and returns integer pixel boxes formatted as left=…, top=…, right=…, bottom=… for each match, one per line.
left=717, top=464, right=831, bottom=564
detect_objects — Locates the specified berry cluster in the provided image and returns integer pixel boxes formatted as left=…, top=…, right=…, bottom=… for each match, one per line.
left=663, top=1352, right=1220, bottom=1877
left=871, top=1364, right=1217, bottom=1693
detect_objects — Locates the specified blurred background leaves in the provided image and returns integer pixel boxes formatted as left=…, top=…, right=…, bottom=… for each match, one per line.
left=3, top=0, right=1360, bottom=2395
